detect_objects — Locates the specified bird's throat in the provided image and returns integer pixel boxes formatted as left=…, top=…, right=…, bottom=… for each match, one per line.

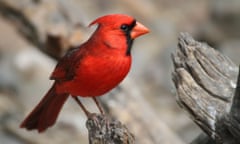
left=126, top=36, right=134, bottom=56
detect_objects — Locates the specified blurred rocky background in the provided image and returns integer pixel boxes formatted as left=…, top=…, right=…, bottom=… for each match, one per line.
left=0, top=0, right=239, bottom=144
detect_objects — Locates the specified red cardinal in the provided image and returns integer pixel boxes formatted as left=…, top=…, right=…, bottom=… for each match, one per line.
left=20, top=14, right=149, bottom=132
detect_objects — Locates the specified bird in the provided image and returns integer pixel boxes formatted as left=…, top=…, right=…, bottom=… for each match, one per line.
left=20, top=14, right=149, bottom=132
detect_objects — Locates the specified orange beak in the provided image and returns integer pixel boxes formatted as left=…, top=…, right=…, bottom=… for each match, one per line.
left=131, top=22, right=149, bottom=39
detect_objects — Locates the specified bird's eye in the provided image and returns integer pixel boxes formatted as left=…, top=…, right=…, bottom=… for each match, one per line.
left=120, top=24, right=129, bottom=31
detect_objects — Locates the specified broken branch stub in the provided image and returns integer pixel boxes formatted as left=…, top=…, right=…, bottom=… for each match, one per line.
left=86, top=114, right=134, bottom=144
left=172, top=32, right=239, bottom=143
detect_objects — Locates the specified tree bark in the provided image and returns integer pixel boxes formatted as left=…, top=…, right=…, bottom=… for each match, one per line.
left=86, top=114, right=134, bottom=144
left=172, top=32, right=240, bottom=144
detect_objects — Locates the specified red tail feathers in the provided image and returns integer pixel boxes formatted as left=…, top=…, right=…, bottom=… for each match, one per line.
left=20, top=83, right=69, bottom=132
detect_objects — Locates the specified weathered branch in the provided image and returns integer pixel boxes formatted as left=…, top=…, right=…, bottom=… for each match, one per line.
left=86, top=114, right=134, bottom=144
left=172, top=32, right=239, bottom=144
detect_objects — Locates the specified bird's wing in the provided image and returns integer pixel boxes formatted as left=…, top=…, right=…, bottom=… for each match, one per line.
left=50, top=47, right=86, bottom=81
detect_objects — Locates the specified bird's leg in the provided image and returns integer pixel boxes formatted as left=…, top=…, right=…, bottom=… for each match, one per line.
left=73, top=97, right=91, bottom=117
left=92, top=97, right=105, bottom=115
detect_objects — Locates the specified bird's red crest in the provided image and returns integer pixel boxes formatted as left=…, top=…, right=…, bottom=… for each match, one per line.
left=88, top=14, right=134, bottom=27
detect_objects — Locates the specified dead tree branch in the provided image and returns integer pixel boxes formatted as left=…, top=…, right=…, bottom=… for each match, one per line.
left=86, top=114, right=134, bottom=144
left=172, top=32, right=240, bottom=144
